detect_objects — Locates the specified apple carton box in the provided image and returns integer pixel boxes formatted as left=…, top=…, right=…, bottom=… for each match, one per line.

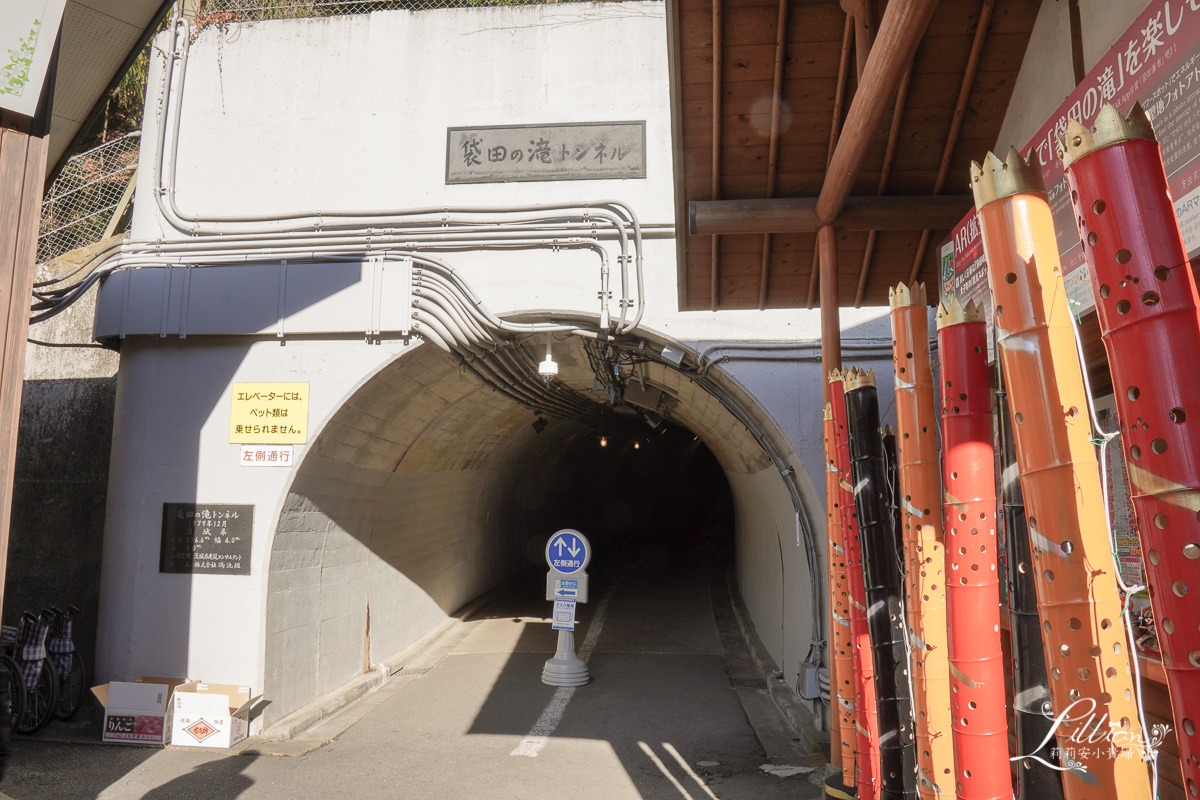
left=171, top=683, right=255, bottom=748
left=91, top=677, right=194, bottom=745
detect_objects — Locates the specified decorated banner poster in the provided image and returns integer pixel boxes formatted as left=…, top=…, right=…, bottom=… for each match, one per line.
left=941, top=0, right=1200, bottom=317
left=0, top=0, right=66, bottom=117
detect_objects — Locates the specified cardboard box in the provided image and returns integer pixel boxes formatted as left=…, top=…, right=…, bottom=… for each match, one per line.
left=91, top=677, right=193, bottom=745
left=171, top=683, right=255, bottom=748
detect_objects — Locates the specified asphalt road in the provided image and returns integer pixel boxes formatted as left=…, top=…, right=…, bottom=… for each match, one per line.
left=3, top=566, right=824, bottom=800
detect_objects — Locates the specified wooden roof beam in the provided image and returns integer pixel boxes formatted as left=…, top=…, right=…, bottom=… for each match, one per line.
left=908, top=0, right=993, bottom=284
left=853, top=62, right=913, bottom=308
left=755, top=0, right=792, bottom=310
left=816, top=0, right=940, bottom=224
left=691, top=195, right=974, bottom=236
left=807, top=13, right=855, bottom=309
left=709, top=0, right=723, bottom=312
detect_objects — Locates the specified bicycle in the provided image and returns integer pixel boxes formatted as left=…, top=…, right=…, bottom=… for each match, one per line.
left=0, top=629, right=26, bottom=732
left=5, top=611, right=58, bottom=734
left=47, top=606, right=86, bottom=720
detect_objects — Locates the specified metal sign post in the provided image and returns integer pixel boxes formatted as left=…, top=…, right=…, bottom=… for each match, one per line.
left=542, top=529, right=591, bottom=687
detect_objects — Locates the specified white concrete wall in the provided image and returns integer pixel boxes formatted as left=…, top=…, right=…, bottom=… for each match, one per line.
left=96, top=336, right=410, bottom=687
left=99, top=3, right=898, bottom=727
left=995, top=0, right=1151, bottom=152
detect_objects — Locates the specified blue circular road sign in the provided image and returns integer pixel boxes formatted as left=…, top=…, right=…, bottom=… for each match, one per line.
left=545, top=529, right=591, bottom=574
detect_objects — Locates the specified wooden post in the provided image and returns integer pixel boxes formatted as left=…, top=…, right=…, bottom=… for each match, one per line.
left=0, top=122, right=50, bottom=616
left=819, top=225, right=840, bottom=405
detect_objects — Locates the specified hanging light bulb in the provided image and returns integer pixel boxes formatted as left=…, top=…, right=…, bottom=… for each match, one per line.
left=633, top=441, right=641, bottom=450
left=538, top=333, right=558, bottom=384
left=599, top=436, right=608, bottom=447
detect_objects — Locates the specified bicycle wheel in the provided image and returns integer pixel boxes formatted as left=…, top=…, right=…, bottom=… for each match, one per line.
left=17, top=660, right=58, bottom=734
left=0, top=655, right=24, bottom=732
left=54, top=651, right=85, bottom=720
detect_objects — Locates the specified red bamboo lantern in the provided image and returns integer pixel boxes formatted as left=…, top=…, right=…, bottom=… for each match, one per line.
left=936, top=297, right=1011, bottom=800
left=1061, top=102, right=1200, bottom=797
left=826, top=404, right=857, bottom=786
left=831, top=370, right=881, bottom=799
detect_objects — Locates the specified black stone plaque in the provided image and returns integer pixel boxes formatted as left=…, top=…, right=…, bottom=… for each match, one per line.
left=160, top=503, right=253, bottom=575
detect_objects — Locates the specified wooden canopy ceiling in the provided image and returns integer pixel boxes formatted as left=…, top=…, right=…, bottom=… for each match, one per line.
left=670, top=0, right=1041, bottom=310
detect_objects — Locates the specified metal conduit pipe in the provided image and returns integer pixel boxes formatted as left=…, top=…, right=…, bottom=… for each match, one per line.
left=150, top=12, right=646, bottom=335
left=414, top=273, right=508, bottom=343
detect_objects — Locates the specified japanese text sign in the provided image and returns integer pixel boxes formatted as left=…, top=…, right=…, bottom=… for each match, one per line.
left=160, top=503, right=253, bottom=575
left=942, top=0, right=1200, bottom=319
left=229, top=382, right=308, bottom=444
left=447, top=121, right=646, bottom=184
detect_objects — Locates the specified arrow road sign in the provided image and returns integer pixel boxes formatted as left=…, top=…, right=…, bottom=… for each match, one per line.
left=545, top=529, right=591, bottom=575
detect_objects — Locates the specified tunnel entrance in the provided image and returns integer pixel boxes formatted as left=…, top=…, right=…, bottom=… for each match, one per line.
left=263, top=329, right=819, bottom=730
left=509, top=420, right=734, bottom=579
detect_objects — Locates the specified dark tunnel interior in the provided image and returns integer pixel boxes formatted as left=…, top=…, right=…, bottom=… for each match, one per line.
left=506, top=419, right=736, bottom=583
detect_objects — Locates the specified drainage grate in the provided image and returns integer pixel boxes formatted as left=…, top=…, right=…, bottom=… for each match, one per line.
left=728, top=675, right=768, bottom=690
left=392, top=665, right=434, bottom=677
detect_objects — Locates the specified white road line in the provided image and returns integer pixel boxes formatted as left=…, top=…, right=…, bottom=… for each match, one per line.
left=638, top=742, right=697, bottom=800
left=662, top=742, right=721, bottom=800
left=509, top=579, right=620, bottom=758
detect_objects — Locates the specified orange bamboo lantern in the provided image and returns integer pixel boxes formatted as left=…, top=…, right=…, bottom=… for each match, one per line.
left=970, top=147, right=1151, bottom=800
left=826, top=404, right=857, bottom=787
left=889, top=283, right=955, bottom=800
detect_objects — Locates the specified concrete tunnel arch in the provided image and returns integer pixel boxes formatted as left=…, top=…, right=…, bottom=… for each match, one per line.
left=262, top=323, right=826, bottom=728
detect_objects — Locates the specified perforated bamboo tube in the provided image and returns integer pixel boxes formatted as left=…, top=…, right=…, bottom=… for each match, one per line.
left=831, top=370, right=881, bottom=799
left=936, top=297, right=1011, bottom=800
left=996, top=360, right=1064, bottom=800
left=889, top=283, right=955, bottom=800
left=826, top=404, right=857, bottom=786
left=1061, top=103, right=1200, bottom=798
left=970, top=147, right=1151, bottom=800
left=844, top=368, right=919, bottom=800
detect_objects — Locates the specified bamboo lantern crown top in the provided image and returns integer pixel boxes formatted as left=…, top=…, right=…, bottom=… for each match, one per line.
left=970, top=146, right=1046, bottom=209
left=935, top=295, right=986, bottom=329
left=1057, top=102, right=1156, bottom=169
left=843, top=367, right=876, bottom=392
left=823, top=402, right=833, bottom=421
left=889, top=281, right=928, bottom=310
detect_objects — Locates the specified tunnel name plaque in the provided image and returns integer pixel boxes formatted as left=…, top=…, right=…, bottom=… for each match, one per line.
left=446, top=121, right=646, bottom=184
left=160, top=503, right=254, bottom=575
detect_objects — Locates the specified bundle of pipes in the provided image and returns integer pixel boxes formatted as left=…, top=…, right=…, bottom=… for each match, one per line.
left=825, top=404, right=858, bottom=790
left=830, top=370, right=880, bottom=799
left=889, top=283, right=955, bottom=800
left=843, top=368, right=918, bottom=800
left=971, top=147, right=1151, bottom=800
left=1061, top=102, right=1200, bottom=798
left=936, top=297, right=1010, bottom=800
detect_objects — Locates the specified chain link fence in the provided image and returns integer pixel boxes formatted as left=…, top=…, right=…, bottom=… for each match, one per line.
left=194, top=0, right=653, bottom=20
left=37, top=133, right=140, bottom=265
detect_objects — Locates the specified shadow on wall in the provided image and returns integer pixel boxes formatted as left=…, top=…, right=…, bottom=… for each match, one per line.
left=5, top=377, right=118, bottom=672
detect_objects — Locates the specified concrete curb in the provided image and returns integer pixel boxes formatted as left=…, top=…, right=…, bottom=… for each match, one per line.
left=725, top=572, right=828, bottom=757
left=257, top=584, right=505, bottom=741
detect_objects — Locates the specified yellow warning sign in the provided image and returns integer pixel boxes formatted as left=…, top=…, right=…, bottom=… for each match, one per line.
left=229, top=382, right=308, bottom=444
